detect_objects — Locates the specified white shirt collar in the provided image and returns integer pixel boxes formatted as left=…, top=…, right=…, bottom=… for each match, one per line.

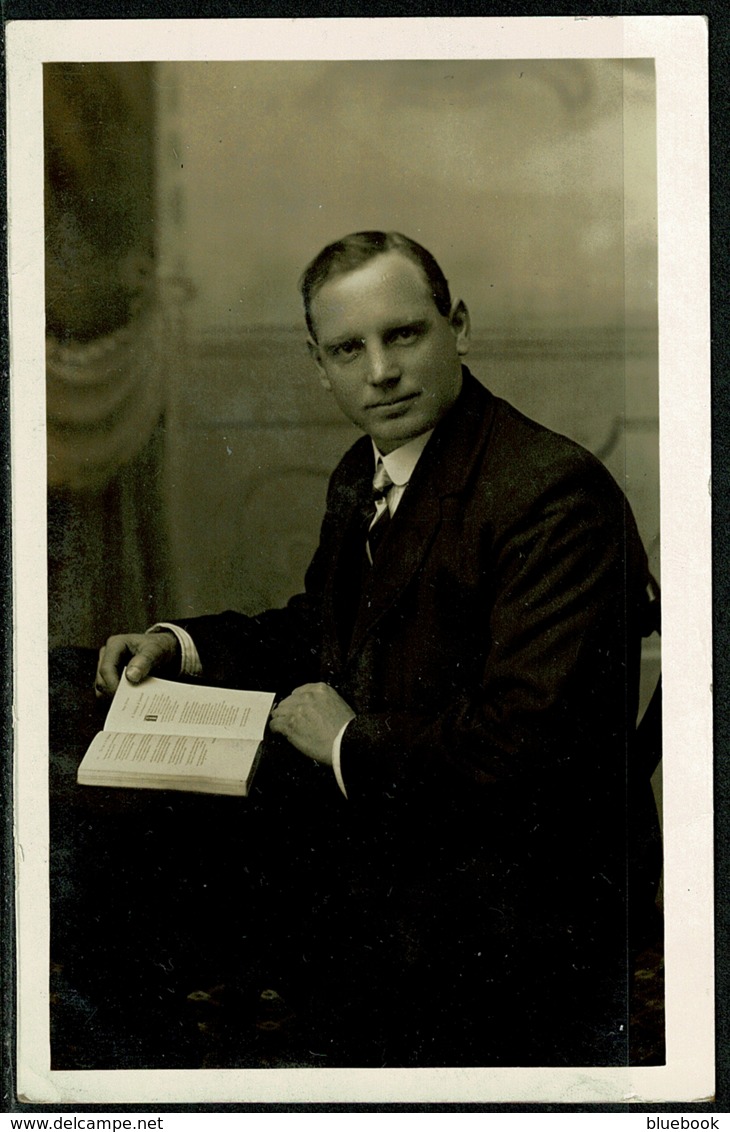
left=372, top=431, right=433, bottom=487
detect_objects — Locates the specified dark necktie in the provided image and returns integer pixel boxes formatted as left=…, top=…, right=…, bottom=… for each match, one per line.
left=336, top=462, right=397, bottom=652
left=366, top=461, right=395, bottom=565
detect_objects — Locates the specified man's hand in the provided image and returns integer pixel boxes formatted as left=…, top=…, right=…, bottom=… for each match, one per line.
left=94, top=631, right=180, bottom=698
left=269, top=683, right=355, bottom=766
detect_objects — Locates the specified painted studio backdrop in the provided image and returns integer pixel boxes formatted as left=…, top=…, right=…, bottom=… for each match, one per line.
left=44, top=59, right=659, bottom=712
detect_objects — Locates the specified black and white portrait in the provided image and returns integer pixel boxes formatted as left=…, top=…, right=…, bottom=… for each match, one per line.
left=7, top=17, right=712, bottom=1108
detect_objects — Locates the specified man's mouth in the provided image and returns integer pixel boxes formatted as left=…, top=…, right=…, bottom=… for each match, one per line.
left=368, top=392, right=420, bottom=410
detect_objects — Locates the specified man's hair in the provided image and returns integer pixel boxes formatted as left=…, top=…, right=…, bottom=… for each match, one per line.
left=299, top=231, right=453, bottom=340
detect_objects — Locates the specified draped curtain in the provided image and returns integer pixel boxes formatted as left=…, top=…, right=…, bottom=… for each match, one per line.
left=45, top=62, right=171, bottom=647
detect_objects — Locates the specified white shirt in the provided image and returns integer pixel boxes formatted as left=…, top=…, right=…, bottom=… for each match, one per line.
left=151, top=429, right=434, bottom=798
left=369, top=430, right=433, bottom=519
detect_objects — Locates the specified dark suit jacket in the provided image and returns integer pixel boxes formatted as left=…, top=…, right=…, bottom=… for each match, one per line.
left=177, top=369, right=656, bottom=1016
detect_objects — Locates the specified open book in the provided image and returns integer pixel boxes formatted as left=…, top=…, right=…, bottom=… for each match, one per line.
left=77, top=673, right=276, bottom=796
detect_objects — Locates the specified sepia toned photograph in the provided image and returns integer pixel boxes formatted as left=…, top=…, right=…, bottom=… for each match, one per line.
left=8, top=17, right=712, bottom=1106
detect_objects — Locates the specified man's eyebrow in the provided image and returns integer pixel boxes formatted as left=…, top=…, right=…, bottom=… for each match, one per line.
left=384, top=318, right=430, bottom=338
left=322, top=334, right=363, bottom=353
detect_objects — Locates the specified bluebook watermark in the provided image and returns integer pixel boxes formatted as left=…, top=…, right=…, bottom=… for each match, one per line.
left=647, top=1122, right=719, bottom=1129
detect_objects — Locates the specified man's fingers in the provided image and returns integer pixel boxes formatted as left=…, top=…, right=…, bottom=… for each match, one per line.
left=95, top=634, right=145, bottom=696
left=94, top=632, right=177, bottom=697
left=268, top=683, right=354, bottom=765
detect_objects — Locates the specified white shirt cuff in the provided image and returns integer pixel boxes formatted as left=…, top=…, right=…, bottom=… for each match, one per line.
left=148, top=623, right=203, bottom=678
left=332, top=720, right=352, bottom=799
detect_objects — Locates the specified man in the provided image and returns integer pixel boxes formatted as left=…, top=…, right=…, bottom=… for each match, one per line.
left=95, top=231, right=659, bottom=1067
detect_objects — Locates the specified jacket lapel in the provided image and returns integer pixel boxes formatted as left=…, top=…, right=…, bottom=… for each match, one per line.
left=318, top=440, right=373, bottom=670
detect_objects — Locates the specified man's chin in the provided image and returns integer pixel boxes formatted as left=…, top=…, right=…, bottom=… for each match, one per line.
left=371, top=420, right=430, bottom=454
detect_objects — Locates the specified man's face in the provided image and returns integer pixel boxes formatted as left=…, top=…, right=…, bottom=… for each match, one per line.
left=307, top=250, right=470, bottom=454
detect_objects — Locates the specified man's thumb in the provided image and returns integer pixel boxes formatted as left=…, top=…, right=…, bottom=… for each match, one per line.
left=125, top=655, right=149, bottom=684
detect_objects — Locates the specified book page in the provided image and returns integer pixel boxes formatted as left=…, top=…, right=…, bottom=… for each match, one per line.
left=78, top=728, right=261, bottom=795
left=103, top=673, right=275, bottom=740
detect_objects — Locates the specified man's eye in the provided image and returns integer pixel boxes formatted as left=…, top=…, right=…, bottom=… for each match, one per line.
left=394, top=326, right=419, bottom=343
left=333, top=340, right=362, bottom=358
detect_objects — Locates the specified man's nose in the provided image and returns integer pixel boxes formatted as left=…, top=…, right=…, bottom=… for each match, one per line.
left=366, top=342, right=400, bottom=386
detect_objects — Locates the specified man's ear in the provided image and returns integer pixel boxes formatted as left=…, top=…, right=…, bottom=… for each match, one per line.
left=449, top=299, right=471, bottom=357
left=307, top=337, right=332, bottom=391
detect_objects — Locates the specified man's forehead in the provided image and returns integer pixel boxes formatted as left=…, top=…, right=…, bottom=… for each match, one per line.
left=310, top=251, right=437, bottom=331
